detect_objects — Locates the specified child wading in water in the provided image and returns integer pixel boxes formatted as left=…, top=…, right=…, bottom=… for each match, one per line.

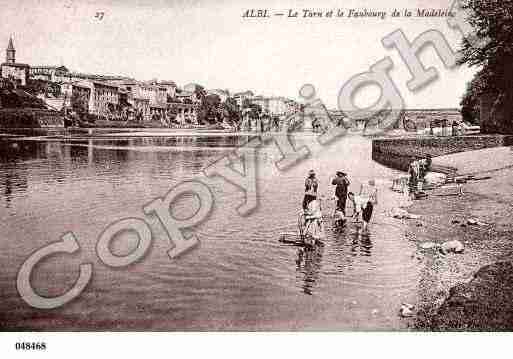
left=348, top=179, right=378, bottom=232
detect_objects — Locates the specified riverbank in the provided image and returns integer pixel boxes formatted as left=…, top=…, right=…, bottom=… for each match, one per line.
left=0, top=127, right=326, bottom=140
left=372, top=135, right=513, bottom=171
left=0, top=126, right=238, bottom=138
left=401, top=147, right=513, bottom=330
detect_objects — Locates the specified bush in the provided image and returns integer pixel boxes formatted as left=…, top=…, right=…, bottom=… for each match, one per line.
left=0, top=108, right=63, bottom=128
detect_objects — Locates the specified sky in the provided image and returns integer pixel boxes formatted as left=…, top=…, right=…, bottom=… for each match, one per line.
left=0, top=0, right=478, bottom=109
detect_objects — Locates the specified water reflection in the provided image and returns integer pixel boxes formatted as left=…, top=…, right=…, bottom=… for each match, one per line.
left=1, top=166, right=28, bottom=208
left=0, top=139, right=45, bottom=162
left=290, top=223, right=376, bottom=296
left=0, top=141, right=34, bottom=208
left=350, top=229, right=373, bottom=257
left=296, top=246, right=324, bottom=295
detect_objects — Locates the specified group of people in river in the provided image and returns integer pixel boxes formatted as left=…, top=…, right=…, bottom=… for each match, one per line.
left=301, top=169, right=379, bottom=239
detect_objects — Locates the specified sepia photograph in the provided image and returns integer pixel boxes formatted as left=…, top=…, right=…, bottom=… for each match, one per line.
left=1, top=0, right=513, bottom=353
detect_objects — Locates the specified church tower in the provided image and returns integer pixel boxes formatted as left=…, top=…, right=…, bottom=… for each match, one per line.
left=6, top=36, right=15, bottom=64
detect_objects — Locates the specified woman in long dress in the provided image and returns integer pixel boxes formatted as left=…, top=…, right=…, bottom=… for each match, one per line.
left=348, top=180, right=378, bottom=232
left=301, top=199, right=325, bottom=246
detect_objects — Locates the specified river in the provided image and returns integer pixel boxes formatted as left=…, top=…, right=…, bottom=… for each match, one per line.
left=0, top=132, right=421, bottom=330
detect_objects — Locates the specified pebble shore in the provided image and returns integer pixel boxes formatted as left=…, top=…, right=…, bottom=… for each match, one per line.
left=403, top=147, right=513, bottom=330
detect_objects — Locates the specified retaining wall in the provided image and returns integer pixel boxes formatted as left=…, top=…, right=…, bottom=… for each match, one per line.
left=372, top=135, right=513, bottom=171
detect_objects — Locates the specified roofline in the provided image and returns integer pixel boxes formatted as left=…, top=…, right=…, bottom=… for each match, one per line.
left=31, top=65, right=68, bottom=69
left=90, top=81, right=119, bottom=89
left=1, top=62, right=29, bottom=67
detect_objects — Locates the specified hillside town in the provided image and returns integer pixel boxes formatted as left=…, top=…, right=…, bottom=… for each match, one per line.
left=0, top=35, right=473, bottom=136
left=0, top=36, right=303, bottom=131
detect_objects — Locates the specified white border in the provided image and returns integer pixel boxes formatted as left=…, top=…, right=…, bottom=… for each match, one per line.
left=0, top=332, right=511, bottom=359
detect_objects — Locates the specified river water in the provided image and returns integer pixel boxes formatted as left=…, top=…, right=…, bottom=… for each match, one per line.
left=0, top=132, right=421, bottom=330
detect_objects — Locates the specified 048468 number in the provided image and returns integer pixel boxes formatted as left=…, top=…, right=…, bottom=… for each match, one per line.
left=15, top=342, right=46, bottom=351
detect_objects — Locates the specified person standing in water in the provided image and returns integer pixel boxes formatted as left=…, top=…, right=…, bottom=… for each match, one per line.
left=348, top=179, right=378, bottom=232
left=303, top=170, right=318, bottom=212
left=331, top=171, right=350, bottom=215
left=408, top=159, right=421, bottom=197
left=359, top=179, right=378, bottom=231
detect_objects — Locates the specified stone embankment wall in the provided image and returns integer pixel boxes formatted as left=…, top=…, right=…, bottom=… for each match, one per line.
left=372, top=135, right=513, bottom=172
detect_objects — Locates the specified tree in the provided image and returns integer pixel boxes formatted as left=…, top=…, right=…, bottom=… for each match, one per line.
left=458, top=1, right=513, bottom=70
left=184, top=83, right=207, bottom=103
left=220, top=97, right=242, bottom=126
left=457, top=0, right=513, bottom=132
left=460, top=68, right=491, bottom=124
left=197, top=93, right=222, bottom=125
left=21, top=79, right=61, bottom=97
left=71, top=91, right=89, bottom=119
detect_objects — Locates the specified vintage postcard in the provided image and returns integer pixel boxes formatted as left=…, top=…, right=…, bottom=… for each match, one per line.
left=0, top=0, right=512, bottom=354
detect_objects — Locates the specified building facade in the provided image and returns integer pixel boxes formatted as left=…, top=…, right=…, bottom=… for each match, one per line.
left=133, top=97, right=150, bottom=122
left=176, top=90, right=202, bottom=105
left=61, top=82, right=91, bottom=114
left=30, top=65, right=69, bottom=82
left=150, top=80, right=177, bottom=101
left=138, top=84, right=161, bottom=105
left=1, top=37, right=29, bottom=86
left=250, top=96, right=298, bottom=117
left=207, top=89, right=230, bottom=103
left=77, top=80, right=119, bottom=117
left=55, top=71, right=132, bottom=85
left=233, top=90, right=254, bottom=108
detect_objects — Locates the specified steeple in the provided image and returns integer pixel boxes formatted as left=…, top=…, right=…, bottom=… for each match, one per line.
left=6, top=36, right=15, bottom=64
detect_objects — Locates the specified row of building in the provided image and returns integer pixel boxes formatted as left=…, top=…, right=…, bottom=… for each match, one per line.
left=0, top=37, right=300, bottom=127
